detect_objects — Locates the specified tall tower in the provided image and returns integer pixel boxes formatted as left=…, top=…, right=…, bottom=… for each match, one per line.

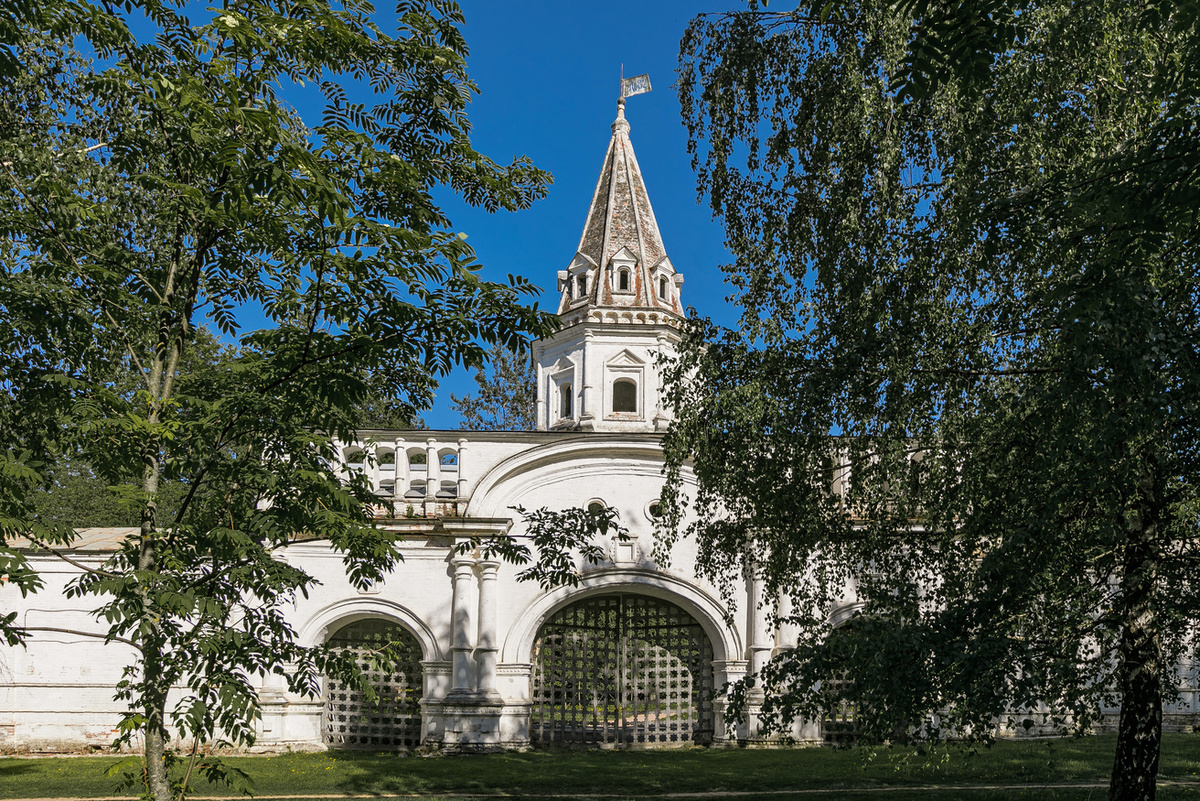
left=533, top=97, right=685, bottom=432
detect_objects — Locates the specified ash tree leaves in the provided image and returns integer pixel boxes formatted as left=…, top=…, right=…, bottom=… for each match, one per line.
left=671, top=1, right=1199, bottom=799
left=0, top=1, right=553, bottom=799
left=455, top=504, right=629, bottom=590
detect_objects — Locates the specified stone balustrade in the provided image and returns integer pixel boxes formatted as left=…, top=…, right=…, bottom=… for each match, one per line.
left=334, top=433, right=472, bottom=519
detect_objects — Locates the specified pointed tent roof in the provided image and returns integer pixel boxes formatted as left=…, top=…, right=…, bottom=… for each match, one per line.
left=558, top=100, right=683, bottom=318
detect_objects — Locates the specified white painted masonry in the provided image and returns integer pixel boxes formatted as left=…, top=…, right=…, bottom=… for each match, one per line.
left=0, top=100, right=807, bottom=752
left=2, top=101, right=1195, bottom=753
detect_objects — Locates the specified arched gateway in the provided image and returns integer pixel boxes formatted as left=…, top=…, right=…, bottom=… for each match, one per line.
left=324, top=619, right=424, bottom=749
left=530, top=593, right=715, bottom=747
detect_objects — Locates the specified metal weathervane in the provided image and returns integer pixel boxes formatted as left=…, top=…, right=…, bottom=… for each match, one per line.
left=620, top=69, right=652, bottom=101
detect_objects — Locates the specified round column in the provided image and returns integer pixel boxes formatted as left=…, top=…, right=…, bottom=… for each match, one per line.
left=449, top=556, right=476, bottom=695
left=776, top=588, right=798, bottom=653
left=474, top=559, right=501, bottom=700
left=394, top=437, right=408, bottom=498
left=456, top=438, right=469, bottom=500
left=425, top=437, right=440, bottom=502
left=747, top=566, right=772, bottom=676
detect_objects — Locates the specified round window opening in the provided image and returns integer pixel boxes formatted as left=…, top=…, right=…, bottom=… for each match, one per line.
left=587, top=500, right=606, bottom=515
left=647, top=501, right=663, bottom=519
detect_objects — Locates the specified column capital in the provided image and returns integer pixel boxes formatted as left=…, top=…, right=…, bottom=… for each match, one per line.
left=451, top=554, right=477, bottom=574
left=475, top=558, right=501, bottom=576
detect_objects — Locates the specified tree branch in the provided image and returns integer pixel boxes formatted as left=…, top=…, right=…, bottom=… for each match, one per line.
left=22, top=625, right=141, bottom=650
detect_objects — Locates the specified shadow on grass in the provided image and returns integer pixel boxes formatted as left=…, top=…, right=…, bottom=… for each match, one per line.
left=0, top=761, right=38, bottom=778
left=1, top=734, right=1197, bottom=799
left=236, top=740, right=1110, bottom=797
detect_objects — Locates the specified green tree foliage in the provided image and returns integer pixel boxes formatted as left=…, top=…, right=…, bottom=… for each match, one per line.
left=457, top=503, right=628, bottom=590
left=0, top=1, right=553, bottom=798
left=24, top=328, right=229, bottom=529
left=668, top=2, right=1199, bottom=799
left=450, top=342, right=537, bottom=430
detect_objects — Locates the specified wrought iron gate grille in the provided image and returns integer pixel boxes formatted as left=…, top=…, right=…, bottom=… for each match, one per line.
left=531, top=594, right=714, bottom=747
left=324, top=619, right=423, bottom=749
left=822, top=677, right=859, bottom=745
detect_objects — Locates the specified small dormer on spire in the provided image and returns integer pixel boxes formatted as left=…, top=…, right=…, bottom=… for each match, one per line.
left=557, top=82, right=684, bottom=327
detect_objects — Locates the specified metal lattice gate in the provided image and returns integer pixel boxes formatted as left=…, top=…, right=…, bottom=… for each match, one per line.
left=324, top=619, right=423, bottom=749
left=531, top=594, right=715, bottom=747
left=822, top=677, right=859, bottom=745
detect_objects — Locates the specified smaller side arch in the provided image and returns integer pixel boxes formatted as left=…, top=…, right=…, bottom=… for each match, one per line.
left=297, top=597, right=442, bottom=662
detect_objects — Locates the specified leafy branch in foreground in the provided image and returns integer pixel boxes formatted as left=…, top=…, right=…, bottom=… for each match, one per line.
left=0, top=2, right=553, bottom=799
left=670, top=2, right=1199, bottom=799
left=456, top=504, right=629, bottom=590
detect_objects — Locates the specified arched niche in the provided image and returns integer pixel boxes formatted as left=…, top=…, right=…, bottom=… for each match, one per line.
left=296, top=597, right=442, bottom=661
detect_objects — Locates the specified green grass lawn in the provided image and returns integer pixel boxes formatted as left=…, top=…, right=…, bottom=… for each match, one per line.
left=1, top=734, right=1199, bottom=800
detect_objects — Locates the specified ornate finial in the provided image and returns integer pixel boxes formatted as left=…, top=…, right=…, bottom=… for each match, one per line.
left=613, top=97, right=630, bottom=135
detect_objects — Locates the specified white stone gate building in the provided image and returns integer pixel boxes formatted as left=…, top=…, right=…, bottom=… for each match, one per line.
left=3, top=100, right=1196, bottom=753
left=1, top=99, right=818, bottom=752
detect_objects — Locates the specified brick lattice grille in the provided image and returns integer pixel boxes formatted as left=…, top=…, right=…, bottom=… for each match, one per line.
left=532, top=594, right=714, bottom=747
left=324, top=619, right=423, bottom=749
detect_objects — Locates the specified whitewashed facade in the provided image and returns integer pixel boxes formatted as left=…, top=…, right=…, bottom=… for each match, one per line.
left=0, top=100, right=815, bottom=752
left=3, top=101, right=1196, bottom=754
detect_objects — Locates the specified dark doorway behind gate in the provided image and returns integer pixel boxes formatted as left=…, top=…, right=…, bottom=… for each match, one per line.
left=531, top=593, right=715, bottom=747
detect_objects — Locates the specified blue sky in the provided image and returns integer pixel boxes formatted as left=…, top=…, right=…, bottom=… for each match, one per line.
left=423, top=1, right=739, bottom=427
left=123, top=1, right=741, bottom=427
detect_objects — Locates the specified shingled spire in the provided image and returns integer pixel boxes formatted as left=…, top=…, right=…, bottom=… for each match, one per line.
left=556, top=98, right=683, bottom=326
left=535, top=91, right=685, bottom=433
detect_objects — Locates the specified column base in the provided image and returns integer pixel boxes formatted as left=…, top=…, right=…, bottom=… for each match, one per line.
left=439, top=696, right=507, bottom=752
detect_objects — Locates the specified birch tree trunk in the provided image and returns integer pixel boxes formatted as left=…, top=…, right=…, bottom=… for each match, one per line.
left=1110, top=466, right=1163, bottom=801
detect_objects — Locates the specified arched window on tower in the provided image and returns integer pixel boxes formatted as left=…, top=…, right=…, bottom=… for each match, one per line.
left=618, top=269, right=630, bottom=292
left=612, top=378, right=637, bottom=413
left=659, top=277, right=669, bottom=300
left=560, top=383, right=573, bottom=419
left=576, top=274, right=587, bottom=298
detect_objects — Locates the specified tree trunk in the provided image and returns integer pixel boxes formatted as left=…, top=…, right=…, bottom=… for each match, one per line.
left=1109, top=468, right=1162, bottom=801
left=140, top=333, right=172, bottom=801
left=144, top=689, right=172, bottom=801
left=139, top=536, right=173, bottom=801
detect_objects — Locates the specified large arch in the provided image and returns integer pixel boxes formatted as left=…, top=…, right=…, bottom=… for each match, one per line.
left=503, top=568, right=741, bottom=667
left=466, top=438, right=680, bottom=519
left=296, top=599, right=441, bottom=751
left=324, top=618, right=425, bottom=749
left=529, top=591, right=716, bottom=747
